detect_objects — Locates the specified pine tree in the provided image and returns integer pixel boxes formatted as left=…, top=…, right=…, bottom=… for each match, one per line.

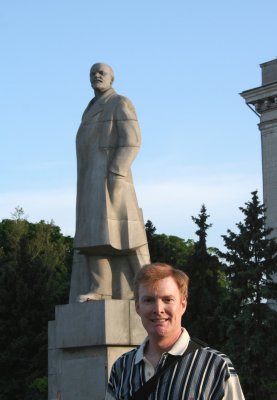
left=219, top=191, right=277, bottom=399
left=182, top=205, right=227, bottom=347
left=145, top=219, right=156, bottom=243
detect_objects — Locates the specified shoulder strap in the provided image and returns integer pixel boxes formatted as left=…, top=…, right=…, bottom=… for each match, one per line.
left=129, top=338, right=204, bottom=400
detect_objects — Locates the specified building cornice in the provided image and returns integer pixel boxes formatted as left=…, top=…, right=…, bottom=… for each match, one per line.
left=240, top=82, right=277, bottom=114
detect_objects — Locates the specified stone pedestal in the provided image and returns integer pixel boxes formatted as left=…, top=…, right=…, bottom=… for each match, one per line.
left=48, top=300, right=146, bottom=400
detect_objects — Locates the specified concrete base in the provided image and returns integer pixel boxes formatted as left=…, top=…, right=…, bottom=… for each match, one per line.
left=48, top=300, right=146, bottom=400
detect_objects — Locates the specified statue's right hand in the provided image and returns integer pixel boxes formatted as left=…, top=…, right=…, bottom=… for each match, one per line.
left=108, top=172, right=124, bottom=204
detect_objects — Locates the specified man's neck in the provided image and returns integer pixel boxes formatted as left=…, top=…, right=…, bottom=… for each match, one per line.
left=145, top=330, right=183, bottom=367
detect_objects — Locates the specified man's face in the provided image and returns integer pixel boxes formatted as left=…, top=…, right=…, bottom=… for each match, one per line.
left=90, top=63, right=113, bottom=93
left=135, top=276, right=187, bottom=340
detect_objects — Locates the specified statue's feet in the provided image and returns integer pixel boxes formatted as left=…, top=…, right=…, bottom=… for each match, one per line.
left=77, top=293, right=111, bottom=302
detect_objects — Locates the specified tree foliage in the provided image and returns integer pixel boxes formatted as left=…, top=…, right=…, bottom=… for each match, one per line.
left=145, top=220, right=194, bottom=268
left=1, top=194, right=277, bottom=399
left=182, top=205, right=228, bottom=347
left=0, top=212, right=73, bottom=400
left=219, top=191, right=277, bottom=399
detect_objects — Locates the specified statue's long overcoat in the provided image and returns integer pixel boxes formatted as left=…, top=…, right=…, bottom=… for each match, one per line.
left=74, top=88, right=147, bottom=254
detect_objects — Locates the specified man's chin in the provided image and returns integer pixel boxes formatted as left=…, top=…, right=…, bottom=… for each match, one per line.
left=155, top=331, right=168, bottom=339
left=152, top=326, right=169, bottom=337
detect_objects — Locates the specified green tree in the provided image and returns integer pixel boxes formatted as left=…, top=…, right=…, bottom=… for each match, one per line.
left=0, top=213, right=73, bottom=400
left=145, top=219, right=156, bottom=242
left=219, top=191, right=277, bottom=399
left=182, top=205, right=227, bottom=347
left=145, top=220, right=194, bottom=268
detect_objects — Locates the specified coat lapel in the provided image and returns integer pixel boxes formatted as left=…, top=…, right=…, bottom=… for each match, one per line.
left=87, top=88, right=117, bottom=118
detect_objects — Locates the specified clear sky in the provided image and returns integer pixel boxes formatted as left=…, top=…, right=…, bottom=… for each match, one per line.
left=1, top=0, right=276, bottom=249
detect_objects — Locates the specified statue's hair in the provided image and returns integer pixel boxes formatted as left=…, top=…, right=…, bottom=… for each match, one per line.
left=134, top=263, right=189, bottom=301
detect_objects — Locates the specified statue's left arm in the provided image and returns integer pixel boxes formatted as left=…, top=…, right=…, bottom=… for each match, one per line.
left=109, top=97, right=141, bottom=177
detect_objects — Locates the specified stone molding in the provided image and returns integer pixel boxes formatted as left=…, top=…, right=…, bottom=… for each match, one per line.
left=240, top=82, right=277, bottom=116
left=259, top=118, right=277, bottom=133
left=254, top=96, right=277, bottom=114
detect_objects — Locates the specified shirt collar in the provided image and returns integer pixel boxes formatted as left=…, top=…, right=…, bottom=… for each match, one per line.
left=135, top=328, right=190, bottom=364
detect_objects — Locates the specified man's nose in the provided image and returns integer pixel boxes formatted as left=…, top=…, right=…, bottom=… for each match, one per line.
left=153, top=299, right=164, bottom=314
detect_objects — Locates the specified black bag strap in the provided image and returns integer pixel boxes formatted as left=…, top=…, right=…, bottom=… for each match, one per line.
left=130, top=338, right=204, bottom=400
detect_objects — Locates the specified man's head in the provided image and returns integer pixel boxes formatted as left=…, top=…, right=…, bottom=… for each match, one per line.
left=90, top=63, right=114, bottom=93
left=134, top=263, right=189, bottom=341
left=134, top=263, right=189, bottom=302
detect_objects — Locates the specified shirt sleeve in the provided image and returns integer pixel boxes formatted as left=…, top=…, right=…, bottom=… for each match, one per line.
left=223, top=375, right=245, bottom=400
left=105, top=390, right=116, bottom=400
left=105, top=363, right=118, bottom=400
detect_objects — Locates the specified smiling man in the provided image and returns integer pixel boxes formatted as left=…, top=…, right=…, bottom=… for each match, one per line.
left=105, top=263, right=245, bottom=400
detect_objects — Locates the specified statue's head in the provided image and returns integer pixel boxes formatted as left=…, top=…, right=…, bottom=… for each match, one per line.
left=90, top=63, right=114, bottom=93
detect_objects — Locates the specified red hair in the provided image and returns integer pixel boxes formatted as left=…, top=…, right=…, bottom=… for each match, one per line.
left=134, top=263, right=189, bottom=301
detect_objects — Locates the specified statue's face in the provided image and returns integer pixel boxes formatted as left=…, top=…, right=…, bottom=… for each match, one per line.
left=90, top=63, right=113, bottom=92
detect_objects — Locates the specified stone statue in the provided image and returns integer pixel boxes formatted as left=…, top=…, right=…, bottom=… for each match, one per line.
left=74, top=63, right=150, bottom=301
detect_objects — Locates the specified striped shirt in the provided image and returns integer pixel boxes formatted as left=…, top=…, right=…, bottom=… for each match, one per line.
left=105, top=329, right=245, bottom=400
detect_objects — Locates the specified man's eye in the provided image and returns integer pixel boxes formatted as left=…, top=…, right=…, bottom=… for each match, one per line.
left=164, top=298, right=174, bottom=303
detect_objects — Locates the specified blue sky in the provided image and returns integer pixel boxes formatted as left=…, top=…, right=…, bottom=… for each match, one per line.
left=1, top=0, right=276, bottom=249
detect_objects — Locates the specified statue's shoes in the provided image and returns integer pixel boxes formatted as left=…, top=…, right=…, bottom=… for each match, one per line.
left=77, top=293, right=111, bottom=302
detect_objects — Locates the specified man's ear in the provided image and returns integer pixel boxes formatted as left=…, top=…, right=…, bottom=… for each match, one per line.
left=181, top=298, right=187, bottom=316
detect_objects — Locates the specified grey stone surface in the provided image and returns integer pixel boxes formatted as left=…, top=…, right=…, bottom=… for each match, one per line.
left=48, top=300, right=146, bottom=399
left=48, top=320, right=56, bottom=350
left=55, top=300, right=145, bottom=347
left=69, top=251, right=90, bottom=303
left=49, top=346, right=135, bottom=400
left=60, top=353, right=106, bottom=400
left=48, top=321, right=62, bottom=400
left=129, top=300, right=147, bottom=343
left=71, top=63, right=150, bottom=301
left=261, top=59, right=277, bottom=85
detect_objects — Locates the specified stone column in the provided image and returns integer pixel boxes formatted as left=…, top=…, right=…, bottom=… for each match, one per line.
left=240, top=58, right=277, bottom=309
